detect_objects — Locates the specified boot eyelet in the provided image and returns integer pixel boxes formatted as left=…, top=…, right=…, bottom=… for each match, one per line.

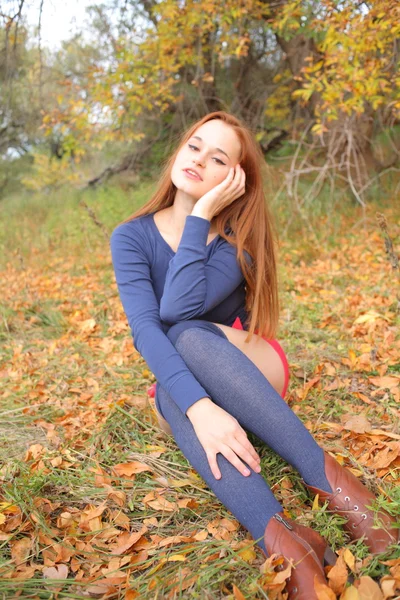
left=344, top=496, right=350, bottom=501
left=336, top=487, right=342, bottom=493
left=334, top=505, right=339, bottom=509
left=352, top=523, right=357, bottom=528
left=362, top=513, right=367, bottom=520
left=354, top=505, right=359, bottom=510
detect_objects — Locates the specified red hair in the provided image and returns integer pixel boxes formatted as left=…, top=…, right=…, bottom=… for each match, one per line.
left=120, top=111, right=280, bottom=341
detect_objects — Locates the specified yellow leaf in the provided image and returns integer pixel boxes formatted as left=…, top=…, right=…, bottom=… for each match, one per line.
left=312, top=494, right=320, bottom=510
left=169, top=478, right=197, bottom=487
left=354, top=311, right=387, bottom=324
left=341, top=586, right=360, bottom=600
left=236, top=545, right=257, bottom=563
left=343, top=548, right=356, bottom=571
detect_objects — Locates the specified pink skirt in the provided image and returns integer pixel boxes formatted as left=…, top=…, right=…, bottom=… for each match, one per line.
left=231, top=316, right=290, bottom=398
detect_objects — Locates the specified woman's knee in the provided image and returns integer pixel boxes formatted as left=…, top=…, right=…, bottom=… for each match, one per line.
left=166, top=319, right=228, bottom=346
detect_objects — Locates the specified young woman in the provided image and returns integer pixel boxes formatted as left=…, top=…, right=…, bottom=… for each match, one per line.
left=110, top=111, right=398, bottom=598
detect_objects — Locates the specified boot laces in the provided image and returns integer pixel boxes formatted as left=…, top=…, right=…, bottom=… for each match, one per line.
left=330, top=486, right=368, bottom=528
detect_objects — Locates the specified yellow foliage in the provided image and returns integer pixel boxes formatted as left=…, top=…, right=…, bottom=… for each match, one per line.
left=270, top=0, right=400, bottom=126
left=21, top=153, right=83, bottom=192
left=37, top=0, right=400, bottom=157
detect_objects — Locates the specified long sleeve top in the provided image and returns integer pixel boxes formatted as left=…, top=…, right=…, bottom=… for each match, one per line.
left=110, top=212, right=252, bottom=416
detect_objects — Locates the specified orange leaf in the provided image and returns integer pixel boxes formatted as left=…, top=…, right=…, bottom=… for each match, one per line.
left=147, top=495, right=176, bottom=512
left=112, top=461, right=152, bottom=477
left=327, top=550, right=348, bottom=595
left=314, top=575, right=337, bottom=599
left=368, top=376, right=399, bottom=390
left=233, top=584, right=247, bottom=600
left=273, top=561, right=292, bottom=584
left=43, top=564, right=69, bottom=579
left=343, top=415, right=371, bottom=434
left=158, top=534, right=194, bottom=548
left=365, top=443, right=400, bottom=470
left=355, top=576, right=384, bottom=600
left=11, top=537, right=32, bottom=566
left=111, top=527, right=147, bottom=555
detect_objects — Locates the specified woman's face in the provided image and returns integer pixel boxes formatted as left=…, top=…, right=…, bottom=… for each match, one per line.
left=171, top=119, right=242, bottom=200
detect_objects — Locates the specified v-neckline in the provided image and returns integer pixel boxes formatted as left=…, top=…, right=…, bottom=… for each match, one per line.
left=150, top=212, right=220, bottom=255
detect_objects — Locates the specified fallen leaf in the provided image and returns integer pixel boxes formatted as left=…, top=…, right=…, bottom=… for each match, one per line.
left=365, top=443, right=400, bottom=469
left=111, top=527, right=147, bottom=555
left=328, top=550, right=348, bottom=595
left=380, top=576, right=397, bottom=599
left=341, top=586, right=360, bottom=599
left=232, top=584, right=247, bottom=600
left=112, top=461, right=152, bottom=477
left=343, top=548, right=356, bottom=571
left=11, top=537, right=32, bottom=566
left=343, top=415, right=371, bottom=434
left=312, top=494, right=320, bottom=510
left=354, top=311, right=387, bottom=324
left=368, top=376, right=399, bottom=390
left=355, top=575, right=384, bottom=600
left=43, top=564, right=69, bottom=579
left=314, top=575, right=336, bottom=599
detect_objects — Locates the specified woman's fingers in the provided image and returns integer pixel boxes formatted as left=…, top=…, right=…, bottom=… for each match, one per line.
left=228, top=437, right=261, bottom=474
left=241, top=438, right=261, bottom=466
left=220, top=444, right=253, bottom=477
left=237, top=426, right=260, bottom=463
left=229, top=165, right=245, bottom=197
left=206, top=441, right=261, bottom=481
left=207, top=451, right=222, bottom=480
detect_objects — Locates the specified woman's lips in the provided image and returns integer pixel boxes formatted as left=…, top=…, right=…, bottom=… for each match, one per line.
left=183, top=169, right=202, bottom=181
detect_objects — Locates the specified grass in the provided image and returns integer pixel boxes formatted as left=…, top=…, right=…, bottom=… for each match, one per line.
left=0, top=177, right=399, bottom=598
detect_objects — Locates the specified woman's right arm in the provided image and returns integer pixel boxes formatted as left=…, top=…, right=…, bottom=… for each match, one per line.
left=110, top=222, right=212, bottom=416
left=110, top=222, right=261, bottom=478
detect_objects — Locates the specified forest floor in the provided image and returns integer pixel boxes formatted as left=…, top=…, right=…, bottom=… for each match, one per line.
left=0, top=203, right=399, bottom=599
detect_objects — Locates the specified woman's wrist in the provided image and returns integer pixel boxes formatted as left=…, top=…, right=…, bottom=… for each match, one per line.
left=186, top=397, right=213, bottom=421
left=190, top=208, right=212, bottom=221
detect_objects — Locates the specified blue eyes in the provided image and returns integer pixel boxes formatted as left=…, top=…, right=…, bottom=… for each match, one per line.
left=188, top=144, right=225, bottom=165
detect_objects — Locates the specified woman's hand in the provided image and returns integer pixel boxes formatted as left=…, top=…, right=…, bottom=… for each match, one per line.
left=186, top=397, right=261, bottom=480
left=192, top=164, right=246, bottom=221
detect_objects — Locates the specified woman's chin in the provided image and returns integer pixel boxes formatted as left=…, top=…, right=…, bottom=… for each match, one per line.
left=173, top=182, right=204, bottom=200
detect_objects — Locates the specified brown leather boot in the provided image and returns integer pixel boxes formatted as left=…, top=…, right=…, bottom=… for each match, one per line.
left=263, top=512, right=334, bottom=599
left=304, top=451, right=399, bottom=554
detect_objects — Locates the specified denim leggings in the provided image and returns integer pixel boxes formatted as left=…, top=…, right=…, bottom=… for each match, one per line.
left=155, top=319, right=332, bottom=554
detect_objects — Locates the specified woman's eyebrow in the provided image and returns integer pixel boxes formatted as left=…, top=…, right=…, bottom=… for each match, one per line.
left=191, top=135, right=230, bottom=160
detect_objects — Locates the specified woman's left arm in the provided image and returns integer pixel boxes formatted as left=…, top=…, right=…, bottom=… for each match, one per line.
left=159, top=214, right=252, bottom=324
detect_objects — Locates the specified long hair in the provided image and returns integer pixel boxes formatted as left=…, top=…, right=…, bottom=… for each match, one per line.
left=120, top=111, right=280, bottom=342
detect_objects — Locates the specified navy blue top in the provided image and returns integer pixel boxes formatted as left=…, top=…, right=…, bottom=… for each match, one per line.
left=110, top=212, right=251, bottom=416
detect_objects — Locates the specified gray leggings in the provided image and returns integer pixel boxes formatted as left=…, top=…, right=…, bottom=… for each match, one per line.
left=155, top=319, right=332, bottom=554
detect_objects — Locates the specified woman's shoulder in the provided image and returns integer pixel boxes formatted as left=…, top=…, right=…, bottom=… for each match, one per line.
left=111, top=214, right=152, bottom=240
